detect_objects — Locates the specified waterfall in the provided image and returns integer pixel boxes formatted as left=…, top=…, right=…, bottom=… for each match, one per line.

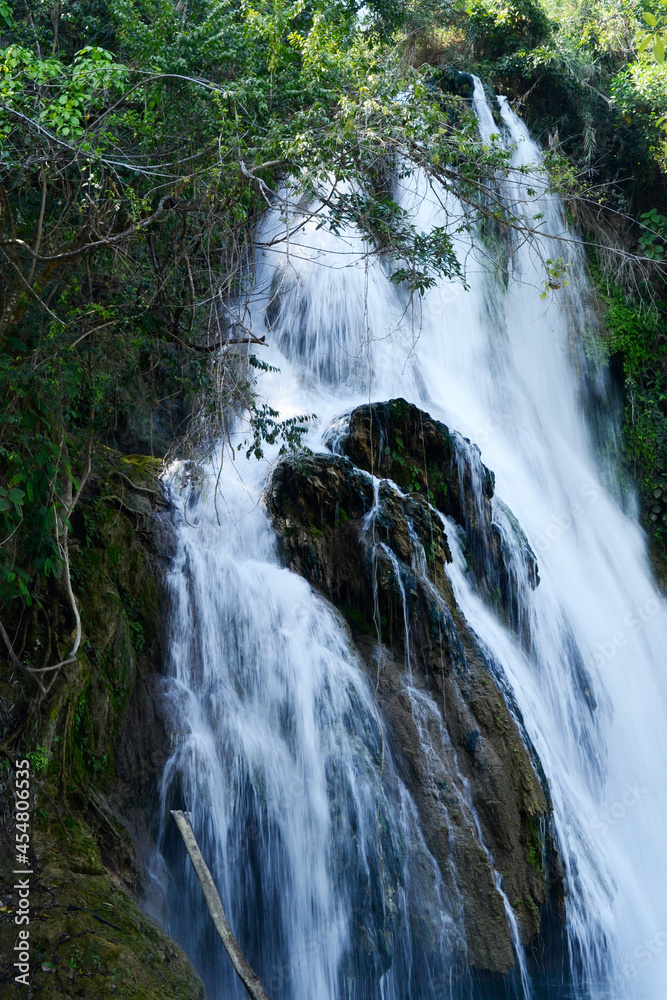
left=153, top=79, right=667, bottom=1000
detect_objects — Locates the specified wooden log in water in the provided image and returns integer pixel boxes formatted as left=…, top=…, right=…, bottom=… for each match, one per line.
left=170, top=809, right=269, bottom=1000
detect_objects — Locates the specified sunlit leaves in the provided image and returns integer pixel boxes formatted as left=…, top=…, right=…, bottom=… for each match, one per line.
left=0, top=43, right=129, bottom=139
left=611, top=57, right=667, bottom=167
left=637, top=6, right=667, bottom=62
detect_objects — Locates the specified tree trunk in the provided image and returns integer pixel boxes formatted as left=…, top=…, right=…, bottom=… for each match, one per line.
left=170, top=809, right=270, bottom=1000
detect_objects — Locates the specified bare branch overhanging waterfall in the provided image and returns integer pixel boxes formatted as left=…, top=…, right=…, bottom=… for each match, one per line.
left=154, top=81, right=667, bottom=1000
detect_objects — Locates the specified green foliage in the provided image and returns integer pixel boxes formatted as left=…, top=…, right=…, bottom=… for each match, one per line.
left=523, top=816, right=543, bottom=869
left=406, top=466, right=423, bottom=493
left=611, top=58, right=667, bottom=169
left=241, top=406, right=316, bottom=460
left=466, top=0, right=552, bottom=58
left=328, top=190, right=465, bottom=293
left=128, top=619, right=145, bottom=652
left=391, top=225, right=464, bottom=294
left=0, top=0, right=527, bottom=623
left=540, top=257, right=570, bottom=298
left=638, top=209, right=667, bottom=259
left=0, top=483, right=24, bottom=513
left=25, top=743, right=52, bottom=772
left=459, top=0, right=666, bottom=199
left=0, top=43, right=129, bottom=137
left=637, top=5, right=667, bottom=63
left=602, top=290, right=667, bottom=548
left=0, top=1, right=12, bottom=28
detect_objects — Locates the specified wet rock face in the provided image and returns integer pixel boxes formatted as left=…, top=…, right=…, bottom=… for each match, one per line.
left=264, top=401, right=563, bottom=978
left=0, top=456, right=205, bottom=1000
left=332, top=399, right=539, bottom=641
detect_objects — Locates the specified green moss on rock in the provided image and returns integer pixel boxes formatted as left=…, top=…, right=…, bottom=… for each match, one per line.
left=1, top=450, right=205, bottom=999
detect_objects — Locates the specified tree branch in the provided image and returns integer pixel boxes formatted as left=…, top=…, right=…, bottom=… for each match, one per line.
left=0, top=194, right=180, bottom=264
left=27, top=166, right=47, bottom=285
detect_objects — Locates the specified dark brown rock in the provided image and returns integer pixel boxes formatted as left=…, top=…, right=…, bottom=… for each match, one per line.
left=331, top=398, right=539, bottom=640
left=264, top=406, right=563, bottom=977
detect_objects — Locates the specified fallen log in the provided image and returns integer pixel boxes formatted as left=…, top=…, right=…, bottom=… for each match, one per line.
left=171, top=809, right=269, bottom=1000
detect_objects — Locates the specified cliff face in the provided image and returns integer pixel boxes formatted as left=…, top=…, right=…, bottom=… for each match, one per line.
left=264, top=399, right=563, bottom=977
left=0, top=455, right=205, bottom=999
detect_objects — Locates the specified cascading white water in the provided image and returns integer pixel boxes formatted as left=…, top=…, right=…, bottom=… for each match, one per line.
left=155, top=79, right=667, bottom=1000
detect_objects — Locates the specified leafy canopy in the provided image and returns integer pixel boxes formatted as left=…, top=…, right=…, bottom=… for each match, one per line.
left=0, top=0, right=519, bottom=613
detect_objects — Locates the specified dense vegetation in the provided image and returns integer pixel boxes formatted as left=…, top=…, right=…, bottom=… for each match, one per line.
left=0, top=0, right=519, bottom=697
left=0, top=0, right=666, bottom=705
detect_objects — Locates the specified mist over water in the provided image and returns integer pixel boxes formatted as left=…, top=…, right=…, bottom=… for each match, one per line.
left=154, top=81, right=667, bottom=999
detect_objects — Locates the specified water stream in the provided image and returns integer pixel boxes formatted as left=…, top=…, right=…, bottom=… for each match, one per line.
left=153, top=81, right=667, bottom=999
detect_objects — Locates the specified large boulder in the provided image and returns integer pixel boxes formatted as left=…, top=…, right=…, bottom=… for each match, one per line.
left=264, top=401, right=563, bottom=979
left=329, top=398, right=539, bottom=642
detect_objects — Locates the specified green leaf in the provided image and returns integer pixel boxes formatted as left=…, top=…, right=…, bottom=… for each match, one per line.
left=8, top=488, right=25, bottom=503
left=0, top=498, right=10, bottom=512
left=655, top=36, right=665, bottom=62
left=644, top=11, right=658, bottom=26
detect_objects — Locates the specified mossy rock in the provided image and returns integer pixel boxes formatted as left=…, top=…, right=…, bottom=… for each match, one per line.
left=0, top=794, right=205, bottom=1000
left=1, top=451, right=204, bottom=998
left=265, top=401, right=564, bottom=974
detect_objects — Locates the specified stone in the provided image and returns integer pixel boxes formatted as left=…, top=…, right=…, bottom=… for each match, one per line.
left=264, top=401, right=563, bottom=978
